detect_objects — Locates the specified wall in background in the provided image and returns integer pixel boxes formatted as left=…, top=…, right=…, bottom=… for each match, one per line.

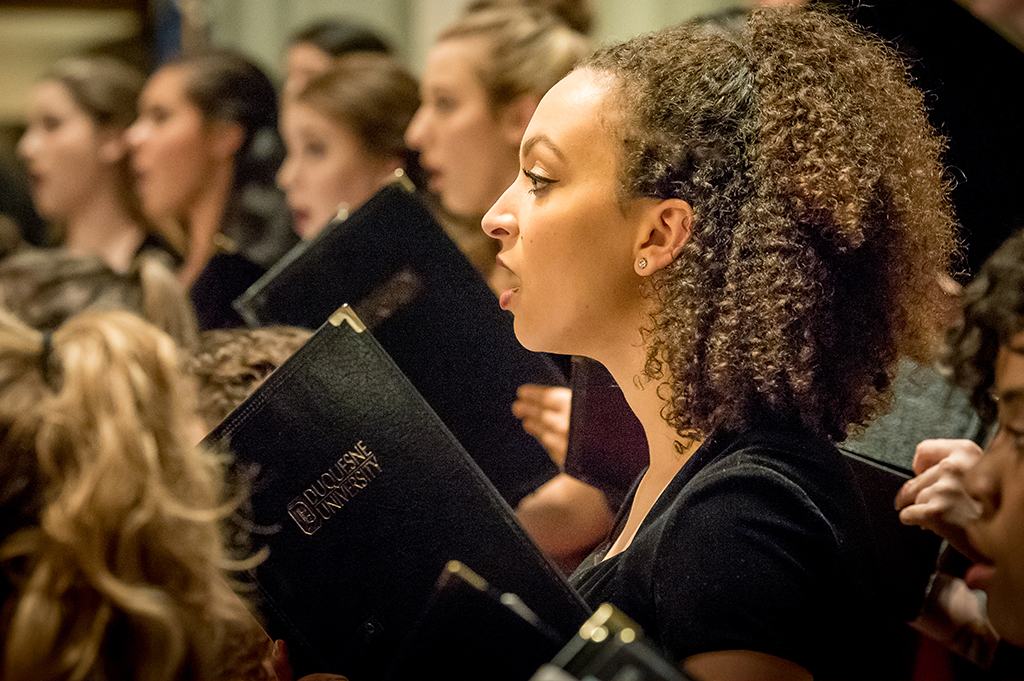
left=206, top=0, right=738, bottom=78
left=0, top=8, right=140, bottom=126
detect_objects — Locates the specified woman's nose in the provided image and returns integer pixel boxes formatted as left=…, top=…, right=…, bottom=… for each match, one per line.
left=125, top=121, right=144, bottom=149
left=405, top=108, right=428, bottom=150
left=16, top=129, right=37, bottom=160
left=482, top=185, right=519, bottom=240
left=277, top=157, right=295, bottom=190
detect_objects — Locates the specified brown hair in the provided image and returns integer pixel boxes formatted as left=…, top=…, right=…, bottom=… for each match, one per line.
left=295, top=53, right=419, bottom=166
left=945, top=228, right=1024, bottom=423
left=169, top=49, right=296, bottom=266
left=0, top=249, right=199, bottom=352
left=465, top=0, right=595, bottom=35
left=586, top=8, right=957, bottom=441
left=190, top=325, right=312, bottom=430
left=438, top=4, right=592, bottom=110
left=0, top=310, right=267, bottom=681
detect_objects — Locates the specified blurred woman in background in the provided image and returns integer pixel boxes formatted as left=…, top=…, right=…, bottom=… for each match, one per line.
left=127, top=49, right=297, bottom=330
left=17, top=56, right=179, bottom=272
left=406, top=3, right=610, bottom=571
left=277, top=53, right=419, bottom=240
left=405, top=4, right=589, bottom=225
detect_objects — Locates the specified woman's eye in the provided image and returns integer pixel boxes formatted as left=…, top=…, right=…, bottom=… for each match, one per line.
left=40, top=116, right=62, bottom=132
left=998, top=423, right=1024, bottom=455
left=523, top=169, right=556, bottom=195
left=303, top=141, right=326, bottom=158
left=145, top=107, right=169, bottom=125
left=434, top=96, right=457, bottom=115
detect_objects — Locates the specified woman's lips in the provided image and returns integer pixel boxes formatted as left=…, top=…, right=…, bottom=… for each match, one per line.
left=499, top=287, right=519, bottom=310
left=964, top=561, right=996, bottom=591
left=291, top=209, right=310, bottom=232
left=424, top=167, right=443, bottom=193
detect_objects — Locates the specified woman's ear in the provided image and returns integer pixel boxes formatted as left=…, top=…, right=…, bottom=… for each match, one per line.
left=498, top=94, right=540, bottom=147
left=634, top=198, right=692, bottom=275
left=207, top=119, right=245, bottom=161
left=98, top=127, right=128, bottom=164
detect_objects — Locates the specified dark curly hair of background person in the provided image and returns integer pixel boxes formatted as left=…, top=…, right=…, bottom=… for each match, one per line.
left=945, top=228, right=1024, bottom=424
left=189, top=326, right=312, bottom=430
left=585, top=8, right=958, bottom=443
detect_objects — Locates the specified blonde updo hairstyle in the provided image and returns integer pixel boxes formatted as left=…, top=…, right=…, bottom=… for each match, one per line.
left=0, top=310, right=267, bottom=681
left=437, top=4, right=592, bottom=112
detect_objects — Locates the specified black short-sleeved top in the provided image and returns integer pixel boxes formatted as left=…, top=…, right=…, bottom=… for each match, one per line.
left=190, top=251, right=266, bottom=331
left=570, top=425, right=881, bottom=679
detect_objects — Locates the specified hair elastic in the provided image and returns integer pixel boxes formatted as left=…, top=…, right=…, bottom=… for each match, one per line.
left=40, top=330, right=55, bottom=388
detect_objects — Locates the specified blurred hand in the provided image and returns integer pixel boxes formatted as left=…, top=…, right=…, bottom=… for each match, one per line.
left=895, top=438, right=984, bottom=561
left=513, top=385, right=572, bottom=466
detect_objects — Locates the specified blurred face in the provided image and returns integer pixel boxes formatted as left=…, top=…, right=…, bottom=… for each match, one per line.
left=964, top=328, right=1024, bottom=646
left=405, top=37, right=521, bottom=217
left=126, top=65, right=218, bottom=221
left=17, top=81, right=104, bottom=221
left=278, top=102, right=395, bottom=239
left=284, top=42, right=333, bottom=100
left=482, top=70, right=649, bottom=358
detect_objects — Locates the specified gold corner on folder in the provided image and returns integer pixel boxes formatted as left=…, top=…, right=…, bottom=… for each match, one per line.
left=329, top=304, right=366, bottom=332
left=446, top=560, right=489, bottom=591
left=391, top=167, right=416, bottom=193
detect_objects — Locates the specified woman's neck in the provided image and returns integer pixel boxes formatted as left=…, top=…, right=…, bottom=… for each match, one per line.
left=600, top=341, right=697, bottom=479
left=596, top=329, right=702, bottom=561
left=63, top=181, right=144, bottom=273
left=178, top=162, right=234, bottom=288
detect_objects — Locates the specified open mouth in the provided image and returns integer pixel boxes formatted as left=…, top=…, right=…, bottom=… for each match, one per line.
left=290, top=209, right=312, bottom=233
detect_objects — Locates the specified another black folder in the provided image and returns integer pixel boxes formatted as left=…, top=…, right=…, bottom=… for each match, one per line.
left=835, top=448, right=942, bottom=621
left=233, top=183, right=565, bottom=507
left=564, top=357, right=648, bottom=513
left=388, top=560, right=569, bottom=681
left=206, top=306, right=589, bottom=680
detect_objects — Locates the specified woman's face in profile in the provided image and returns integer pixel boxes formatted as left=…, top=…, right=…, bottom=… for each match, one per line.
left=127, top=65, right=215, bottom=222
left=964, top=328, right=1024, bottom=646
left=17, top=81, right=105, bottom=221
left=482, top=69, right=647, bottom=358
left=277, top=101, right=394, bottom=240
left=404, top=37, right=522, bottom=217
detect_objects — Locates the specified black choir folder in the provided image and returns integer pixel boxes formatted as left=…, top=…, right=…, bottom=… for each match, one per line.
left=234, top=182, right=565, bottom=508
left=205, top=305, right=590, bottom=680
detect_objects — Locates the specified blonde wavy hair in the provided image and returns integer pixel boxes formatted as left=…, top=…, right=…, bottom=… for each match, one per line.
left=0, top=310, right=267, bottom=681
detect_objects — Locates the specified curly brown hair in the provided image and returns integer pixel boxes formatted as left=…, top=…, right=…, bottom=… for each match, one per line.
left=190, top=326, right=312, bottom=430
left=945, top=228, right=1024, bottom=423
left=585, top=8, right=957, bottom=441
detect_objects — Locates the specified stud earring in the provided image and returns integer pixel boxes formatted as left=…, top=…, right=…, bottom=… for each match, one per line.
left=638, top=258, right=648, bottom=270
left=335, top=202, right=350, bottom=221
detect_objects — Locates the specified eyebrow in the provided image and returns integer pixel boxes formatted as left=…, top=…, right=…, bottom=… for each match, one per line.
left=521, top=134, right=565, bottom=161
left=998, top=388, right=1024, bottom=404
